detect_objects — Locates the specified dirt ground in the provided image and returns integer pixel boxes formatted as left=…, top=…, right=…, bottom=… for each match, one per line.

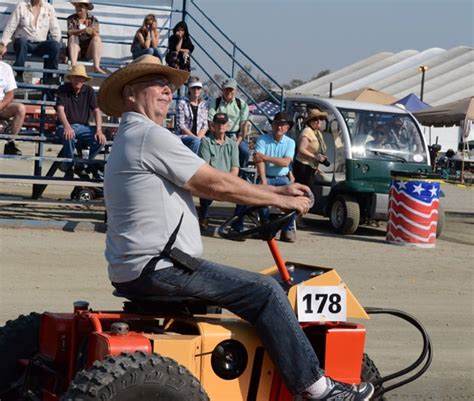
left=0, top=164, right=473, bottom=399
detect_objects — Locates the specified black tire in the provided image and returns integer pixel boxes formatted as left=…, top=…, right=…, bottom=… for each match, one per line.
left=361, top=353, right=385, bottom=401
left=62, top=351, right=209, bottom=401
left=436, top=204, right=445, bottom=238
left=0, top=313, right=41, bottom=399
left=329, top=195, right=360, bottom=234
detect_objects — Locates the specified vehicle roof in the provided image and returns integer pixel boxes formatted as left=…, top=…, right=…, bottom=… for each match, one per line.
left=284, top=95, right=409, bottom=114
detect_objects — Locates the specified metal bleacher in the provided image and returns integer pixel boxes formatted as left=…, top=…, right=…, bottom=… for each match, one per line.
left=0, top=0, right=283, bottom=211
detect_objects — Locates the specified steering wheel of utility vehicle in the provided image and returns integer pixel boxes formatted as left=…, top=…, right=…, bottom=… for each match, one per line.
left=219, top=207, right=296, bottom=241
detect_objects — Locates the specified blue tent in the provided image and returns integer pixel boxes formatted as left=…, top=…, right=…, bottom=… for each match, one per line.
left=392, top=93, right=431, bottom=113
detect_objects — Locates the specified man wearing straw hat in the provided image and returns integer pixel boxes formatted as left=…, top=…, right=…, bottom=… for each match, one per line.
left=99, top=55, right=373, bottom=401
left=56, top=64, right=106, bottom=173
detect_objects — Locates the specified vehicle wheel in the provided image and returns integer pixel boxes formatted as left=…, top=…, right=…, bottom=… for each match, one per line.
left=329, top=195, right=360, bottom=234
left=0, top=313, right=41, bottom=399
left=77, top=188, right=96, bottom=202
left=436, top=204, right=445, bottom=238
left=361, top=353, right=385, bottom=401
left=62, top=351, right=209, bottom=401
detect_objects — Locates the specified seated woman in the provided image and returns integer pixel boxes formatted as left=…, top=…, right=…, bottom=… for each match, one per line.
left=67, top=0, right=106, bottom=74
left=131, top=14, right=162, bottom=60
left=366, top=124, right=392, bottom=149
left=165, top=21, right=194, bottom=71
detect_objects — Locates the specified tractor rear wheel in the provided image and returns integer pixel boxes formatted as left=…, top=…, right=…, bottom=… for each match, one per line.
left=62, top=351, right=209, bottom=401
left=330, top=195, right=360, bottom=234
left=0, top=313, right=41, bottom=400
left=361, top=353, right=385, bottom=401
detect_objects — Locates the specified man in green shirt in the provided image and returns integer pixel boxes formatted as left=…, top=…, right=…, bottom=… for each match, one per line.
left=208, top=78, right=251, bottom=167
left=198, top=112, right=239, bottom=230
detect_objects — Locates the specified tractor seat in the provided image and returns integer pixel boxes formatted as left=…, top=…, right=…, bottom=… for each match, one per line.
left=113, top=290, right=220, bottom=315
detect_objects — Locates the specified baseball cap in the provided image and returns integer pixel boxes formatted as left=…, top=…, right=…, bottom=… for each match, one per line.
left=213, top=112, right=229, bottom=124
left=188, top=76, right=203, bottom=88
left=222, top=78, right=237, bottom=90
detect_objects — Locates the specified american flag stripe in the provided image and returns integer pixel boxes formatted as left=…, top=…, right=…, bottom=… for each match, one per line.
left=388, top=196, right=439, bottom=221
left=387, top=211, right=438, bottom=236
left=389, top=187, right=440, bottom=215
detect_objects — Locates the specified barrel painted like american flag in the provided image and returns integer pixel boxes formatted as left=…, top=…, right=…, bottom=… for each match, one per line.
left=386, top=177, right=440, bottom=248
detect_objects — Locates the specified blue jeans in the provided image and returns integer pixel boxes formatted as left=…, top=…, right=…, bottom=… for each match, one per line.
left=259, top=176, right=296, bottom=233
left=113, top=259, right=323, bottom=394
left=13, top=38, right=60, bottom=78
left=57, top=124, right=103, bottom=167
left=180, top=135, right=201, bottom=154
left=226, top=132, right=250, bottom=168
left=132, top=47, right=162, bottom=61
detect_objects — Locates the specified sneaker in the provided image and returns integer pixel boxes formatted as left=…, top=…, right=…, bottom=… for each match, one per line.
left=3, top=141, right=22, bottom=155
left=227, top=227, right=246, bottom=242
left=303, top=378, right=374, bottom=401
left=280, top=230, right=296, bottom=243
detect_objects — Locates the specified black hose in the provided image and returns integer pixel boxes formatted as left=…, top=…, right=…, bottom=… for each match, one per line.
left=364, top=307, right=433, bottom=397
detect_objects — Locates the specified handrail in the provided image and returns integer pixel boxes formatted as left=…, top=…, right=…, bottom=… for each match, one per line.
left=189, top=0, right=282, bottom=91
left=185, top=12, right=280, bottom=106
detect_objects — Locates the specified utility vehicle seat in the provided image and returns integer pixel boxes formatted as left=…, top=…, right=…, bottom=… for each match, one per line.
left=113, top=290, right=220, bottom=314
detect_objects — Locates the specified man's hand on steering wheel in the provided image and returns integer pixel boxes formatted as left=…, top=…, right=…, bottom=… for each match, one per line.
left=275, top=182, right=311, bottom=197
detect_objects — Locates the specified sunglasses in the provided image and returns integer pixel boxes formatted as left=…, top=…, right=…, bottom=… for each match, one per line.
left=130, top=77, right=175, bottom=92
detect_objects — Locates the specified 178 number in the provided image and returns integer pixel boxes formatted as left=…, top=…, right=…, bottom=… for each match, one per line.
left=302, top=293, right=342, bottom=314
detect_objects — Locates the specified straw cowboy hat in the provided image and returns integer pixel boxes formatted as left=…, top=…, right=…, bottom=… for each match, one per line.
left=65, top=64, right=91, bottom=80
left=98, top=55, right=189, bottom=117
left=71, top=0, right=94, bottom=11
left=304, top=108, right=328, bottom=125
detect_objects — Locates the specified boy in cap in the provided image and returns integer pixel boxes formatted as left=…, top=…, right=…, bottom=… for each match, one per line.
left=208, top=77, right=251, bottom=167
left=198, top=112, right=239, bottom=230
left=56, top=64, right=106, bottom=173
left=175, top=76, right=208, bottom=153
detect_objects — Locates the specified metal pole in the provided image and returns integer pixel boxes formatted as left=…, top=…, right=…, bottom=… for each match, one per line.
left=182, top=0, right=187, bottom=22
left=329, top=82, right=333, bottom=98
left=231, top=44, right=236, bottom=77
left=420, top=70, right=425, bottom=101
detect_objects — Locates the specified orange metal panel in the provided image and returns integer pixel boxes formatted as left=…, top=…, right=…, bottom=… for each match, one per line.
left=324, top=324, right=366, bottom=384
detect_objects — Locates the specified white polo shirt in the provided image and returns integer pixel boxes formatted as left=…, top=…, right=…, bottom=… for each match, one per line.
left=0, top=61, right=17, bottom=101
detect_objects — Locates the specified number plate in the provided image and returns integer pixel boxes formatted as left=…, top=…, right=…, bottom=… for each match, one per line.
left=297, top=286, right=347, bottom=322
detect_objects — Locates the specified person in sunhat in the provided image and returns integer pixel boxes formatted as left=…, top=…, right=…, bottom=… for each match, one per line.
left=56, top=63, right=106, bottom=173
left=67, top=0, right=106, bottom=74
left=293, top=108, right=329, bottom=187
left=100, top=54, right=374, bottom=401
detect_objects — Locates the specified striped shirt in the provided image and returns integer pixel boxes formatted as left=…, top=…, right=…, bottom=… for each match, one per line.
left=175, top=97, right=209, bottom=135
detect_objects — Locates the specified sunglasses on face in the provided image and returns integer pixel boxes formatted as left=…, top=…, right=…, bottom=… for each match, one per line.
left=131, top=77, right=175, bottom=92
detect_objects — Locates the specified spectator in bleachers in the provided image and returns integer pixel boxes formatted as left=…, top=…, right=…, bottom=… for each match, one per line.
left=131, top=14, right=162, bottom=61
left=0, top=0, right=62, bottom=83
left=67, top=0, right=106, bottom=74
left=198, top=112, right=239, bottom=231
left=254, top=112, right=297, bottom=242
left=165, top=21, right=194, bottom=72
left=208, top=78, right=251, bottom=168
left=175, top=76, right=208, bottom=153
left=0, top=52, right=26, bottom=155
left=56, top=64, right=106, bottom=173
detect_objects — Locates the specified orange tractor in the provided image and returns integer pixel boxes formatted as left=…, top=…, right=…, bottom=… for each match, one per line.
left=0, top=210, right=432, bottom=400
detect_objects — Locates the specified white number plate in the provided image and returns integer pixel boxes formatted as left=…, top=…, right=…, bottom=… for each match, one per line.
left=297, top=286, right=347, bottom=322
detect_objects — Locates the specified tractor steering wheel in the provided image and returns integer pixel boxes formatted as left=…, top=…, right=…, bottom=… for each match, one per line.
left=219, top=207, right=297, bottom=241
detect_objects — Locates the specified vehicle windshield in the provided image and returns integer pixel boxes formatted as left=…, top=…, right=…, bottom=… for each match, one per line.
left=339, top=108, right=427, bottom=163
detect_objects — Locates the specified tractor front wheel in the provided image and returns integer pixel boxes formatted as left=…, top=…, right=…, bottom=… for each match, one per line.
left=62, top=351, right=209, bottom=401
left=0, top=313, right=41, bottom=400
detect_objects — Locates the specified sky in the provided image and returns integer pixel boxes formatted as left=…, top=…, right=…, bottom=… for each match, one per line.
left=183, top=0, right=473, bottom=85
